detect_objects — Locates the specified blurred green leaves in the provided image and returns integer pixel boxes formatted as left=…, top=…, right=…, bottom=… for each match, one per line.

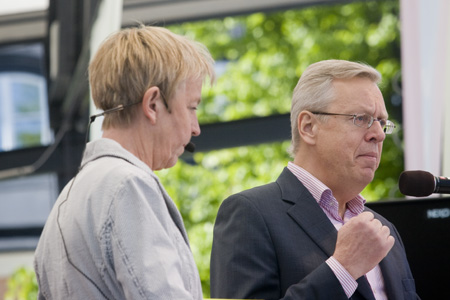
left=5, top=267, right=38, bottom=300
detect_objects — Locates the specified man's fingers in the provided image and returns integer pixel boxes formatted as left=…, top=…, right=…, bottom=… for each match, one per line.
left=359, top=211, right=375, bottom=221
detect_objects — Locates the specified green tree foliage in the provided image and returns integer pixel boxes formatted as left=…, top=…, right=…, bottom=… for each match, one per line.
left=4, top=267, right=38, bottom=300
left=161, top=0, right=403, bottom=296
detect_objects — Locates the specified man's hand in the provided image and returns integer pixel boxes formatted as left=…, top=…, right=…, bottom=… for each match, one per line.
left=332, top=211, right=395, bottom=279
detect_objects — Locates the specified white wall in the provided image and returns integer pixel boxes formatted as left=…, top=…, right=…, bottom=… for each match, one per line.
left=400, top=0, right=450, bottom=178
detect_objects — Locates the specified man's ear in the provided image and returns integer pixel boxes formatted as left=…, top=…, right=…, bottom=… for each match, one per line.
left=297, top=111, right=318, bottom=145
left=141, top=86, right=162, bottom=124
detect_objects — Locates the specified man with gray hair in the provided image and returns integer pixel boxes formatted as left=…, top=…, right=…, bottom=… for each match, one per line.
left=211, top=60, right=419, bottom=299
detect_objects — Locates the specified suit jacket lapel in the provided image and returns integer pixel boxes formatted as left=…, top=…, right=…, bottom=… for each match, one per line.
left=354, top=276, right=376, bottom=300
left=378, top=227, right=403, bottom=299
left=277, top=168, right=337, bottom=257
left=156, top=179, right=191, bottom=246
left=364, top=207, right=403, bottom=300
left=379, top=256, right=398, bottom=300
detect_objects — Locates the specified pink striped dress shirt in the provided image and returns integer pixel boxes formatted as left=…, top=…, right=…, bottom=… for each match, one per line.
left=287, top=162, right=388, bottom=300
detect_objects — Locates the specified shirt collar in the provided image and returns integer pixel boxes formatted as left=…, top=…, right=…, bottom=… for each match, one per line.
left=287, top=162, right=366, bottom=218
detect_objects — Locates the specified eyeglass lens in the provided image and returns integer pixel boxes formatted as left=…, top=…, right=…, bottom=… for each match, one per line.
left=353, top=114, right=395, bottom=134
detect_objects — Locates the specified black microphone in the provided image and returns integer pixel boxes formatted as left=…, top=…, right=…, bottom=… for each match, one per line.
left=399, top=170, right=450, bottom=197
left=184, top=142, right=196, bottom=153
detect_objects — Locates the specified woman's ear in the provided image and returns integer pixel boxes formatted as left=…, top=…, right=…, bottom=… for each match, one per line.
left=141, top=86, right=161, bottom=124
left=297, top=111, right=318, bottom=145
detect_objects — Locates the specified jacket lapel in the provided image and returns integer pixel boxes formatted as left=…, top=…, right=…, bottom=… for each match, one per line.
left=354, top=276, right=376, bottom=300
left=364, top=207, right=403, bottom=300
left=156, top=178, right=191, bottom=246
left=277, top=168, right=337, bottom=257
left=377, top=227, right=402, bottom=299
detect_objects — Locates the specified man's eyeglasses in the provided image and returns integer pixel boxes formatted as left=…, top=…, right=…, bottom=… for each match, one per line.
left=310, top=112, right=396, bottom=134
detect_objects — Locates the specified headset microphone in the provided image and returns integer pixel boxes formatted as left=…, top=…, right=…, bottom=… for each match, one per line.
left=184, top=142, right=196, bottom=153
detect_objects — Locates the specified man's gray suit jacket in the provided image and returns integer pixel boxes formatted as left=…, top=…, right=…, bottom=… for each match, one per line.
left=210, top=167, right=419, bottom=300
